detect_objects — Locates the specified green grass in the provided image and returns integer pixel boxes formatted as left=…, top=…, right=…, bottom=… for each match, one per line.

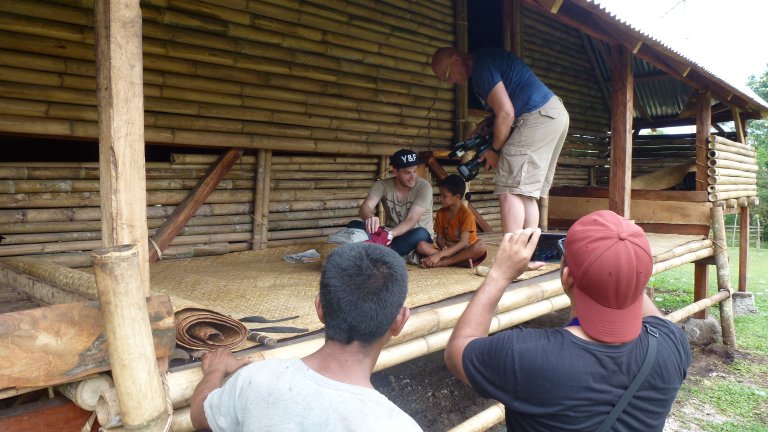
left=649, top=246, right=768, bottom=431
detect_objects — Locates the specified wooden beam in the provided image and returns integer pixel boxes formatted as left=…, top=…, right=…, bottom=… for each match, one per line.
left=0, top=294, right=174, bottom=388
left=732, top=108, right=746, bottom=144
left=95, top=0, right=150, bottom=294
left=424, top=155, right=492, bottom=233
left=549, top=196, right=711, bottom=226
left=455, top=0, right=469, bottom=141
left=695, top=91, right=712, bottom=192
left=550, top=186, right=709, bottom=202
left=608, top=44, right=633, bottom=217
left=0, top=397, right=96, bottom=432
left=694, top=262, right=709, bottom=319
left=739, top=206, right=749, bottom=293
left=519, top=0, right=618, bottom=44
left=149, top=148, right=243, bottom=262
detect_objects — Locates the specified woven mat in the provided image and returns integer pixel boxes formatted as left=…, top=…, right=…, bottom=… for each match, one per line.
left=149, top=242, right=558, bottom=350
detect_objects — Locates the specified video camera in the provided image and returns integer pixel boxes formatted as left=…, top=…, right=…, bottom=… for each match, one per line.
left=448, top=132, right=494, bottom=182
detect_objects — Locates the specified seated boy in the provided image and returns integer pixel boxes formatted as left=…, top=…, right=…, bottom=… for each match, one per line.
left=415, top=174, right=487, bottom=268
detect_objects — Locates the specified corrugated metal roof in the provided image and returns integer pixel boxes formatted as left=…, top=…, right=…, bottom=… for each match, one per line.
left=586, top=0, right=768, bottom=114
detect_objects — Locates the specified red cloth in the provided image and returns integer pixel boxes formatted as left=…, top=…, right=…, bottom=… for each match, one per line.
left=365, top=227, right=391, bottom=246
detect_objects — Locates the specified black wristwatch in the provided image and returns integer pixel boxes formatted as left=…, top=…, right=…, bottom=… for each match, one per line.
left=490, top=146, right=502, bottom=155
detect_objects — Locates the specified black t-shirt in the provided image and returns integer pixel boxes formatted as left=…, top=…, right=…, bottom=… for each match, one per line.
left=463, top=316, right=691, bottom=431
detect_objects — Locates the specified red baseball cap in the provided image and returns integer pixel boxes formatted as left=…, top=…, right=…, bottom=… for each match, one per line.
left=565, top=210, right=653, bottom=343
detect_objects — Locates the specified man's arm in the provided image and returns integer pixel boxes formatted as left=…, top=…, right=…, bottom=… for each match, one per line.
left=190, top=349, right=251, bottom=431
left=479, top=82, right=516, bottom=170
left=389, top=205, right=426, bottom=238
left=444, top=229, right=540, bottom=384
left=642, top=292, right=664, bottom=318
left=359, top=192, right=382, bottom=233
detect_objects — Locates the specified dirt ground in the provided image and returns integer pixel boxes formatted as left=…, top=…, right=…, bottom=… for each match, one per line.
left=372, top=312, right=768, bottom=432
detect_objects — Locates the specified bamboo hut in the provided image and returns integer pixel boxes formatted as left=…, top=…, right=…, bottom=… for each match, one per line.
left=0, top=0, right=766, bottom=430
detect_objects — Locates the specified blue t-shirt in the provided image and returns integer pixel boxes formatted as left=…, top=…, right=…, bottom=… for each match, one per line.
left=463, top=316, right=691, bottom=431
left=471, top=48, right=554, bottom=115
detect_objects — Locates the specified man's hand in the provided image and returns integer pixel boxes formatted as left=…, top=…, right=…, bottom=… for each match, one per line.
left=488, top=228, right=541, bottom=284
left=365, top=216, right=381, bottom=234
left=190, top=349, right=251, bottom=430
left=479, top=149, right=500, bottom=171
left=201, top=349, right=251, bottom=378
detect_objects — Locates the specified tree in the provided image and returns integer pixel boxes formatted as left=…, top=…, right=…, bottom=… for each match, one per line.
left=746, top=64, right=768, bottom=243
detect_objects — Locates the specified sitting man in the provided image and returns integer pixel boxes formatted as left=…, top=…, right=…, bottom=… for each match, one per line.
left=445, top=210, right=691, bottom=431
left=190, top=243, right=422, bottom=432
left=348, top=148, right=433, bottom=257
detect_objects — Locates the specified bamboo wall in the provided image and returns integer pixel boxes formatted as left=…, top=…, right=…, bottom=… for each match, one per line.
left=0, top=152, right=388, bottom=266
left=0, top=0, right=454, bottom=155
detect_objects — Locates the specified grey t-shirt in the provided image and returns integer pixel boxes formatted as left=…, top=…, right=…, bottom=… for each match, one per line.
left=369, top=177, right=434, bottom=234
left=204, top=358, right=423, bottom=432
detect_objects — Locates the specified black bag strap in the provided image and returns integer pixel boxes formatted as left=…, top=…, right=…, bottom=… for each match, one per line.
left=596, top=324, right=659, bottom=432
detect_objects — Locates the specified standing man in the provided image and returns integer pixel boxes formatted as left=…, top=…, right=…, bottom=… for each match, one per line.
left=445, top=210, right=691, bottom=431
left=431, top=47, right=569, bottom=233
left=190, top=243, right=422, bottom=432
left=349, top=148, right=433, bottom=257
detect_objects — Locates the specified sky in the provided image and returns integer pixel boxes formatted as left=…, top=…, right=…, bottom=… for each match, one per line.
left=594, top=0, right=768, bottom=91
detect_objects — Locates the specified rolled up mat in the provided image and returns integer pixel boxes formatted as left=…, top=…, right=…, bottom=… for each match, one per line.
left=175, top=308, right=247, bottom=350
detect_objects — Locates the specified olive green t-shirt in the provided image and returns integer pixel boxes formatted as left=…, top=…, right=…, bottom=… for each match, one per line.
left=369, top=177, right=433, bottom=234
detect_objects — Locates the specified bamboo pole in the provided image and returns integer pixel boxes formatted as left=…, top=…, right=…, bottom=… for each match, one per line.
left=269, top=199, right=364, bottom=213
left=651, top=247, right=715, bottom=274
left=652, top=239, right=713, bottom=264
left=260, top=150, right=271, bottom=249
left=708, top=134, right=753, bottom=152
left=252, top=149, right=267, bottom=250
left=706, top=167, right=756, bottom=179
left=708, top=176, right=757, bottom=186
left=91, top=244, right=169, bottom=430
left=707, top=142, right=756, bottom=158
left=707, top=150, right=757, bottom=166
left=708, top=184, right=757, bottom=193
left=56, top=374, right=114, bottom=412
left=706, top=159, right=758, bottom=172
left=710, top=206, right=736, bottom=348
left=708, top=191, right=757, bottom=201
left=446, top=403, right=505, bottom=432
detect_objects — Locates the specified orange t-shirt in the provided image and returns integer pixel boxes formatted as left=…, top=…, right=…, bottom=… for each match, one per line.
left=434, top=204, right=478, bottom=245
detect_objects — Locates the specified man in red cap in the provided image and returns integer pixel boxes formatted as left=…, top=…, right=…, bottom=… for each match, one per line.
left=445, top=210, right=691, bottom=431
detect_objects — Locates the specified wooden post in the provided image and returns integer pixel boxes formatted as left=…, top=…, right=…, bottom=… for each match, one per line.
left=693, top=262, right=709, bottom=319
left=608, top=44, right=633, bottom=217
left=455, top=0, right=469, bottom=142
left=739, top=206, right=749, bottom=292
left=95, top=0, right=150, bottom=294
left=149, top=148, right=243, bottom=261
left=252, top=149, right=267, bottom=250
left=731, top=214, right=738, bottom=246
left=260, top=150, right=272, bottom=249
left=695, top=91, right=712, bottom=194
left=91, top=244, right=169, bottom=430
left=710, top=205, right=737, bottom=348
left=378, top=155, right=388, bottom=221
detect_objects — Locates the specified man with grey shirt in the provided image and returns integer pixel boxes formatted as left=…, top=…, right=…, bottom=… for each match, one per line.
left=190, top=243, right=422, bottom=432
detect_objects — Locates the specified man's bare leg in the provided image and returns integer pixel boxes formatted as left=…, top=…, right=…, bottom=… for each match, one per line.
left=499, top=193, right=544, bottom=270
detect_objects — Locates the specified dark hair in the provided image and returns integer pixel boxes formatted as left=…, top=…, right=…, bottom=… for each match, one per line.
left=439, top=174, right=466, bottom=199
left=320, top=243, right=408, bottom=344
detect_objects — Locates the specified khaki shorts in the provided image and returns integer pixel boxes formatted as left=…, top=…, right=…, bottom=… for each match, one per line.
left=494, top=96, right=569, bottom=198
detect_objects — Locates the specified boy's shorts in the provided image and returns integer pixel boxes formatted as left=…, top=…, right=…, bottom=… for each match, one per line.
left=494, top=96, right=569, bottom=198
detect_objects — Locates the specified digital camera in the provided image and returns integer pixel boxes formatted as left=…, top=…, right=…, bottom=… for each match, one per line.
left=449, top=132, right=494, bottom=182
